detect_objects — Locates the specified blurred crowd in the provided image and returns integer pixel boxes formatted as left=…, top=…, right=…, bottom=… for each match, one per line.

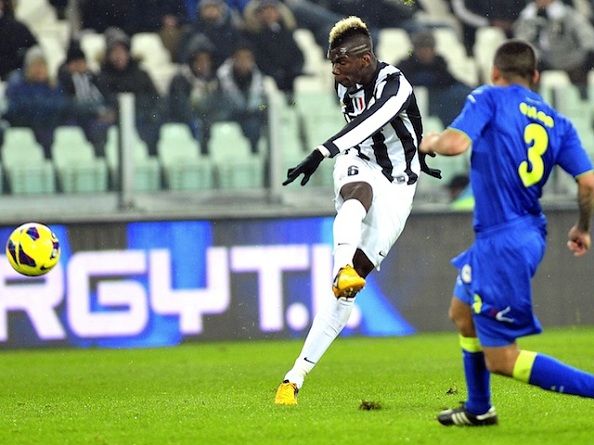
left=1, top=0, right=594, bottom=162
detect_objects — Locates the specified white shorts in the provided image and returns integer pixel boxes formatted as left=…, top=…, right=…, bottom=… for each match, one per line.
left=333, top=153, right=416, bottom=269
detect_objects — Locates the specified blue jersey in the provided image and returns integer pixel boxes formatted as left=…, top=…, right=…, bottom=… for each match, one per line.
left=450, top=84, right=593, bottom=232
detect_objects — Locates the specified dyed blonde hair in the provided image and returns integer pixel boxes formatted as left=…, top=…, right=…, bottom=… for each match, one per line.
left=328, top=16, right=370, bottom=49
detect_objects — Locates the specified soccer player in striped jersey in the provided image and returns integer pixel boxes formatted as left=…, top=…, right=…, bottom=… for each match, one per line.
left=275, top=16, right=440, bottom=405
left=420, top=40, right=594, bottom=426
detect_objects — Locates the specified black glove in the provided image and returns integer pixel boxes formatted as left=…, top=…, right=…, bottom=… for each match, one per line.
left=419, top=152, right=442, bottom=179
left=283, top=149, right=325, bottom=186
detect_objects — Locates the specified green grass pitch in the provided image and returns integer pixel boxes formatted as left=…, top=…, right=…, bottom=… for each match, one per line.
left=1, top=327, right=594, bottom=444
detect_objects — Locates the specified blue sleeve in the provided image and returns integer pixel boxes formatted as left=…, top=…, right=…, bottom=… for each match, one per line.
left=556, top=121, right=593, bottom=178
left=449, top=87, right=494, bottom=141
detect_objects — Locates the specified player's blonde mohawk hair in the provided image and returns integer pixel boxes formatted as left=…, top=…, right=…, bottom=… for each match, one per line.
left=328, top=16, right=369, bottom=46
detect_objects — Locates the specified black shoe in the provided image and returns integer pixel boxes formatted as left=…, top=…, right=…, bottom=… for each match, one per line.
left=437, top=404, right=498, bottom=426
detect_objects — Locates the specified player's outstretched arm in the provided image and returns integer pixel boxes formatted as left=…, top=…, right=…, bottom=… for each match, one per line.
left=567, top=171, right=594, bottom=256
left=420, top=129, right=471, bottom=157
left=283, top=147, right=328, bottom=186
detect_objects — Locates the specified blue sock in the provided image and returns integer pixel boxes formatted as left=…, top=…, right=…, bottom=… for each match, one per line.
left=460, top=335, right=491, bottom=414
left=513, top=351, right=594, bottom=397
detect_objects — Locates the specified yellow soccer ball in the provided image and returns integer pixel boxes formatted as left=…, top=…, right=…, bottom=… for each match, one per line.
left=5, top=223, right=60, bottom=276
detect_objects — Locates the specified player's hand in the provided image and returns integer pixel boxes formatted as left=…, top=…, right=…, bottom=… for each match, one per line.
left=283, top=149, right=325, bottom=186
left=567, top=225, right=591, bottom=256
left=419, top=152, right=442, bottom=179
left=419, top=132, right=440, bottom=154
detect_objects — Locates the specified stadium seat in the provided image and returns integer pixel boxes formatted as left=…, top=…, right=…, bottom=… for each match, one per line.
left=210, top=122, right=265, bottom=189
left=377, top=28, right=412, bottom=65
left=473, top=27, right=506, bottom=83
left=450, top=56, right=478, bottom=87
left=414, top=86, right=429, bottom=120
left=295, top=91, right=343, bottom=147
left=552, top=84, right=592, bottom=123
left=158, top=123, right=214, bottom=190
left=15, top=0, right=58, bottom=29
left=2, top=127, right=56, bottom=194
left=132, top=33, right=171, bottom=67
left=80, top=32, right=106, bottom=72
left=0, top=80, right=7, bottom=116
left=423, top=115, right=444, bottom=133
left=131, top=33, right=177, bottom=94
left=158, top=123, right=201, bottom=160
left=38, top=35, right=66, bottom=78
left=539, top=70, right=571, bottom=105
left=51, top=126, right=108, bottom=193
left=432, top=28, right=478, bottom=86
left=293, top=28, right=326, bottom=77
left=105, top=127, right=161, bottom=192
left=279, top=107, right=305, bottom=155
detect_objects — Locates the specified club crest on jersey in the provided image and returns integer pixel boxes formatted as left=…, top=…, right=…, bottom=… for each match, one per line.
left=352, top=96, right=365, bottom=114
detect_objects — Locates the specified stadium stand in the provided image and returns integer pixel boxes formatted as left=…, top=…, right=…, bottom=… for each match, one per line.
left=51, top=126, right=108, bottom=192
left=131, top=32, right=177, bottom=94
left=473, top=26, right=506, bottom=83
left=157, top=123, right=215, bottom=191
left=2, top=127, right=56, bottom=194
left=79, top=32, right=106, bottom=72
left=209, top=121, right=265, bottom=189
left=1, top=0, right=592, bottom=202
left=377, top=27, right=412, bottom=65
left=105, top=126, right=161, bottom=192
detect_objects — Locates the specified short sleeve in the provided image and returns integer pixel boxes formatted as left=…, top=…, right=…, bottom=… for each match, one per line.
left=449, top=86, right=494, bottom=142
left=556, top=121, right=593, bottom=178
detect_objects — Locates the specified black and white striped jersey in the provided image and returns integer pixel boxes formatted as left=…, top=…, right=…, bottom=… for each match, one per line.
left=320, top=62, right=422, bottom=185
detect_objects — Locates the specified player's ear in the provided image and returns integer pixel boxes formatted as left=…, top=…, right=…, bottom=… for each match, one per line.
left=361, top=52, right=372, bottom=67
left=531, top=70, right=540, bottom=88
left=491, top=66, right=501, bottom=84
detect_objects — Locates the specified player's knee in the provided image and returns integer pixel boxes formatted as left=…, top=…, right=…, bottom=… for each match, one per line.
left=483, top=349, right=517, bottom=376
left=340, top=182, right=373, bottom=211
left=448, top=306, right=475, bottom=337
left=484, top=358, right=511, bottom=376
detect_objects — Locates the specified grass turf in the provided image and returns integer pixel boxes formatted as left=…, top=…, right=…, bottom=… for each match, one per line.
left=1, top=327, right=594, bottom=444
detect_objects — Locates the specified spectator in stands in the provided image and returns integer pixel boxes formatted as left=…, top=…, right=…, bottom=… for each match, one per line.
left=169, top=35, right=222, bottom=154
left=217, top=43, right=266, bottom=153
left=178, top=0, right=243, bottom=66
left=97, top=27, right=163, bottom=156
left=0, top=0, right=38, bottom=81
left=244, top=0, right=304, bottom=104
left=397, top=31, right=472, bottom=125
left=450, top=0, right=527, bottom=56
left=58, top=43, right=115, bottom=158
left=514, top=0, right=594, bottom=89
left=4, top=46, right=67, bottom=158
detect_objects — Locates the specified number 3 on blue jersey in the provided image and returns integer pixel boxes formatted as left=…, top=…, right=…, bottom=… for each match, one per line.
left=518, top=123, right=549, bottom=187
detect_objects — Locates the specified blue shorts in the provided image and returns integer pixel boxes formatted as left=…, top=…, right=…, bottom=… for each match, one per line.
left=452, top=216, right=546, bottom=347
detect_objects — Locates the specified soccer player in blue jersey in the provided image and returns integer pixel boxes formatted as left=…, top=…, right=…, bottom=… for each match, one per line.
left=420, top=39, right=594, bottom=426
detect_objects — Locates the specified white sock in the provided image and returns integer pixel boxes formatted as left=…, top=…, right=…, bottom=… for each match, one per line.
left=332, top=199, right=367, bottom=277
left=283, top=297, right=355, bottom=389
